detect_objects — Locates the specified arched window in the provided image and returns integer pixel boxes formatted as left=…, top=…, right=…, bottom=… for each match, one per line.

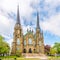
left=17, top=38, right=20, bottom=45
left=39, top=41, right=42, bottom=46
left=24, top=40, right=26, bottom=45
left=28, top=38, right=32, bottom=44
left=17, top=47, right=20, bottom=50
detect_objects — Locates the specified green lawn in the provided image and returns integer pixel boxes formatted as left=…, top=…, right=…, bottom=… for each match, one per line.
left=0, top=56, right=60, bottom=60
left=0, top=58, right=40, bottom=60
left=48, top=56, right=60, bottom=60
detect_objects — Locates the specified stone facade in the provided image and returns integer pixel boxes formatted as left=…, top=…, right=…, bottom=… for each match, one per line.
left=11, top=6, right=44, bottom=55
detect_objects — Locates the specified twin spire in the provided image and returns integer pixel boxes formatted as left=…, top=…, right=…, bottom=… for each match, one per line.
left=16, top=5, right=20, bottom=25
left=16, top=5, right=40, bottom=30
left=37, top=12, right=40, bottom=29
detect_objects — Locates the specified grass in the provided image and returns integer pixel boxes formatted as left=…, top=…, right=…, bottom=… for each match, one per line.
left=0, top=58, right=40, bottom=60
left=0, top=56, right=60, bottom=60
left=0, top=56, right=17, bottom=58
left=48, top=56, right=60, bottom=60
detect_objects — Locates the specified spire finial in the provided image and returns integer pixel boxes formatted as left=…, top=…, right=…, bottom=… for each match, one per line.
left=16, top=4, right=21, bottom=25
left=36, top=11, right=40, bottom=29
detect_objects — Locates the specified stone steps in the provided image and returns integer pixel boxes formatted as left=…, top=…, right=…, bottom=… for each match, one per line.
left=22, top=53, right=48, bottom=59
left=22, top=53, right=46, bottom=57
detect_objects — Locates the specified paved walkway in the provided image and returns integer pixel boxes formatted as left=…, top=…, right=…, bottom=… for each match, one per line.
left=25, top=56, right=48, bottom=60
left=23, top=53, right=48, bottom=60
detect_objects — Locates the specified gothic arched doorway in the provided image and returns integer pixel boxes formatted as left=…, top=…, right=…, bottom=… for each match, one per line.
left=23, top=49, right=26, bottom=53
left=29, top=48, right=32, bottom=53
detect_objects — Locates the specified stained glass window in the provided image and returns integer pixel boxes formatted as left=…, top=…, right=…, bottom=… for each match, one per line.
left=28, top=38, right=32, bottom=44
left=17, top=38, right=20, bottom=45
left=24, top=40, right=26, bottom=45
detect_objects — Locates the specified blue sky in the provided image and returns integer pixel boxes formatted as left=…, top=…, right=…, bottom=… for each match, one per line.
left=0, top=0, right=60, bottom=46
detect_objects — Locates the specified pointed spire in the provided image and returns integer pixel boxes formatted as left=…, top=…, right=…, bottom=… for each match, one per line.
left=16, top=5, right=20, bottom=25
left=36, top=11, right=40, bottom=29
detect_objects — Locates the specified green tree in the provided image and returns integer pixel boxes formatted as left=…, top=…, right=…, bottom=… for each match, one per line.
left=0, top=35, right=10, bottom=56
left=0, top=35, right=4, bottom=54
left=50, top=47, right=57, bottom=55
left=53, top=42, right=60, bottom=54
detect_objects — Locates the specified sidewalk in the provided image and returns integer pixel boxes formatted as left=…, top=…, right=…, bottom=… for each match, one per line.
left=25, top=56, right=48, bottom=60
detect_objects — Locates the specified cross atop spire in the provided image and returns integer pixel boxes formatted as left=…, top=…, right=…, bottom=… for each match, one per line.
left=36, top=11, right=40, bottom=29
left=16, top=5, right=21, bottom=25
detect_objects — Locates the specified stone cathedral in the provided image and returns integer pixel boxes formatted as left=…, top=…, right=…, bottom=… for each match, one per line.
left=11, top=6, right=44, bottom=56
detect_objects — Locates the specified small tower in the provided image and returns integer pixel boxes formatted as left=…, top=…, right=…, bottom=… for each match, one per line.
left=11, top=5, right=23, bottom=55
left=36, top=12, right=44, bottom=54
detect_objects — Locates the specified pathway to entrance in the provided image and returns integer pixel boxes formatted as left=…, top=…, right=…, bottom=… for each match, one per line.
left=25, top=56, right=48, bottom=60
left=22, top=53, right=48, bottom=60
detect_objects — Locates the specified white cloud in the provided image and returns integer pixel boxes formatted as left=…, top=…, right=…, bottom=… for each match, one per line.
left=6, top=38, right=13, bottom=47
left=41, top=13, right=60, bottom=36
left=0, top=0, right=40, bottom=21
left=45, top=0, right=60, bottom=8
left=0, top=0, right=60, bottom=46
left=0, top=0, right=40, bottom=46
left=0, top=13, right=15, bottom=37
left=45, top=0, right=60, bottom=4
